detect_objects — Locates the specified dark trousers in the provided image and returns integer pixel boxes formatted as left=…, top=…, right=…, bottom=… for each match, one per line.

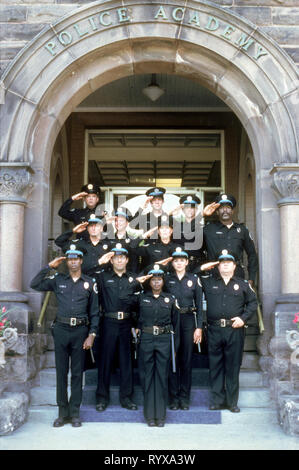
left=52, top=322, right=88, bottom=418
left=169, top=314, right=194, bottom=405
left=140, top=333, right=171, bottom=422
left=208, top=325, right=245, bottom=408
left=96, top=318, right=133, bottom=404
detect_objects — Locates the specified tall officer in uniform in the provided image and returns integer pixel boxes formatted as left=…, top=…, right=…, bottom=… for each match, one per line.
left=200, top=250, right=257, bottom=412
left=58, top=183, right=102, bottom=226
left=106, top=206, right=140, bottom=273
left=94, top=244, right=141, bottom=412
left=30, top=244, right=99, bottom=427
left=171, top=195, right=220, bottom=272
left=164, top=247, right=203, bottom=410
left=133, top=187, right=168, bottom=236
left=202, top=194, right=258, bottom=285
left=133, top=265, right=180, bottom=427
left=55, top=214, right=110, bottom=277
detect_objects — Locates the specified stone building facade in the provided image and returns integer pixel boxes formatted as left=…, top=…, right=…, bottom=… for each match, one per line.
left=0, top=0, right=298, bottom=435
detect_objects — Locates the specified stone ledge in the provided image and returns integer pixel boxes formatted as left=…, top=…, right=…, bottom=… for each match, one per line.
left=0, top=392, right=29, bottom=436
left=278, top=395, right=299, bottom=436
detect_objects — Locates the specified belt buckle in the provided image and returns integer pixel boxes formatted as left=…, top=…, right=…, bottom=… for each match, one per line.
left=220, top=319, right=226, bottom=328
left=117, top=312, right=124, bottom=320
left=153, top=326, right=159, bottom=336
left=70, top=318, right=77, bottom=326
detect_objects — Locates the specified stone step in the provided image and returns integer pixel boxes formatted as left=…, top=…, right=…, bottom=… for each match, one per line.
left=30, top=382, right=271, bottom=409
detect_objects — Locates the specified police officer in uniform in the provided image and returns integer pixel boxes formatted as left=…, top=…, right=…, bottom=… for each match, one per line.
left=200, top=250, right=257, bottom=412
left=164, top=247, right=203, bottom=410
left=55, top=214, right=111, bottom=277
left=133, top=187, right=168, bottom=235
left=133, top=265, right=180, bottom=427
left=136, top=214, right=176, bottom=272
left=30, top=244, right=99, bottom=427
left=106, top=206, right=140, bottom=273
left=202, top=194, right=258, bottom=285
left=171, top=195, right=220, bottom=272
left=94, top=244, right=141, bottom=412
left=58, top=183, right=102, bottom=226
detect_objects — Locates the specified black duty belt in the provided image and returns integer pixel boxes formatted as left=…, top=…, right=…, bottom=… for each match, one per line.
left=142, top=325, right=172, bottom=335
left=180, top=307, right=194, bottom=314
left=104, top=311, right=131, bottom=320
left=56, top=316, right=89, bottom=327
left=208, top=319, right=234, bottom=327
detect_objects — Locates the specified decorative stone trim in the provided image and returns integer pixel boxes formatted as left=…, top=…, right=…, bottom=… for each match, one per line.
left=271, top=164, right=299, bottom=206
left=0, top=163, right=34, bottom=203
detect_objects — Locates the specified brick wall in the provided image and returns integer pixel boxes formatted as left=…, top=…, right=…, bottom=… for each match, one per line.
left=0, top=1, right=298, bottom=76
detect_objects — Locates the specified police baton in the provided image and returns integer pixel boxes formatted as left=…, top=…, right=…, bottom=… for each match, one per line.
left=170, top=330, right=176, bottom=373
left=37, top=291, right=51, bottom=329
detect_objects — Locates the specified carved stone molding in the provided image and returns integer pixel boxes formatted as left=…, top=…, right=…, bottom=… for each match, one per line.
left=270, top=164, right=299, bottom=206
left=0, top=163, right=34, bottom=203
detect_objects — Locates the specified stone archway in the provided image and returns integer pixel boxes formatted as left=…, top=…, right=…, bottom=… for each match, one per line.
left=0, top=1, right=299, bottom=428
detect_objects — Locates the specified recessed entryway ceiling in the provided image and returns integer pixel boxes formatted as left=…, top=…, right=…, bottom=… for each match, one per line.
left=76, top=74, right=229, bottom=111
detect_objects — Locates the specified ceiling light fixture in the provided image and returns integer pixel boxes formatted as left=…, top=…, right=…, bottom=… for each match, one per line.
left=142, top=74, right=165, bottom=102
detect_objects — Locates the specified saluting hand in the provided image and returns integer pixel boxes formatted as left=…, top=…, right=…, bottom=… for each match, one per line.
left=136, top=274, right=153, bottom=284
left=142, top=226, right=158, bottom=239
left=48, top=256, right=66, bottom=269
left=200, top=261, right=219, bottom=271
left=98, top=251, right=115, bottom=265
left=142, top=196, right=153, bottom=209
left=157, top=257, right=173, bottom=266
left=73, top=222, right=88, bottom=233
left=202, top=202, right=220, bottom=217
left=72, top=191, right=88, bottom=201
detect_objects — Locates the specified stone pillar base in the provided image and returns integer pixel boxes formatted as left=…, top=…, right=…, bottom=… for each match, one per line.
left=270, top=295, right=299, bottom=435
left=0, top=392, right=29, bottom=436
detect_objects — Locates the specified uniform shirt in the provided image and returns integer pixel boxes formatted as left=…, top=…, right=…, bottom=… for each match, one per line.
left=58, top=198, right=100, bottom=226
left=203, top=221, right=258, bottom=280
left=200, top=272, right=257, bottom=323
left=173, top=214, right=203, bottom=258
left=55, top=230, right=111, bottom=277
left=136, top=239, right=177, bottom=272
left=164, top=272, right=203, bottom=328
left=30, top=266, right=99, bottom=334
left=95, top=269, right=141, bottom=315
left=133, top=291, right=180, bottom=337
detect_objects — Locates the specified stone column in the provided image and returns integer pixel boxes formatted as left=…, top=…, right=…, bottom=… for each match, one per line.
left=0, top=163, right=34, bottom=292
left=271, top=164, right=299, bottom=294
left=269, top=164, right=299, bottom=435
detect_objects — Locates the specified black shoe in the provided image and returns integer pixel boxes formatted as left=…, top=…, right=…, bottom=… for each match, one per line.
left=229, top=406, right=240, bottom=413
left=156, top=420, right=165, bottom=427
left=53, top=417, right=69, bottom=427
left=71, top=417, right=82, bottom=427
left=121, top=398, right=138, bottom=410
left=180, top=402, right=189, bottom=410
left=147, top=419, right=156, bottom=427
left=209, top=404, right=224, bottom=411
left=169, top=402, right=179, bottom=410
left=96, top=402, right=107, bottom=412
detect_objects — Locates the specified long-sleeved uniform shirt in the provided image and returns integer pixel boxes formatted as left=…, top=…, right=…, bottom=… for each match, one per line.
left=58, top=198, right=100, bottom=225
left=200, top=272, right=257, bottom=324
left=203, top=221, right=258, bottom=281
left=164, top=272, right=203, bottom=328
left=95, top=269, right=141, bottom=317
left=55, top=230, right=111, bottom=277
left=30, top=266, right=99, bottom=334
left=136, top=239, right=177, bottom=272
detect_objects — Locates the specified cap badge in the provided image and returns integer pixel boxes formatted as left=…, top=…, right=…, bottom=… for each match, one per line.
left=90, top=214, right=96, bottom=219
left=88, top=184, right=93, bottom=190
left=176, top=247, right=182, bottom=252
left=154, top=264, right=160, bottom=271
left=222, top=194, right=227, bottom=200
left=116, top=243, right=122, bottom=249
left=222, top=250, right=228, bottom=255
left=187, top=196, right=192, bottom=202
left=70, top=244, right=76, bottom=251
left=154, top=188, right=159, bottom=193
